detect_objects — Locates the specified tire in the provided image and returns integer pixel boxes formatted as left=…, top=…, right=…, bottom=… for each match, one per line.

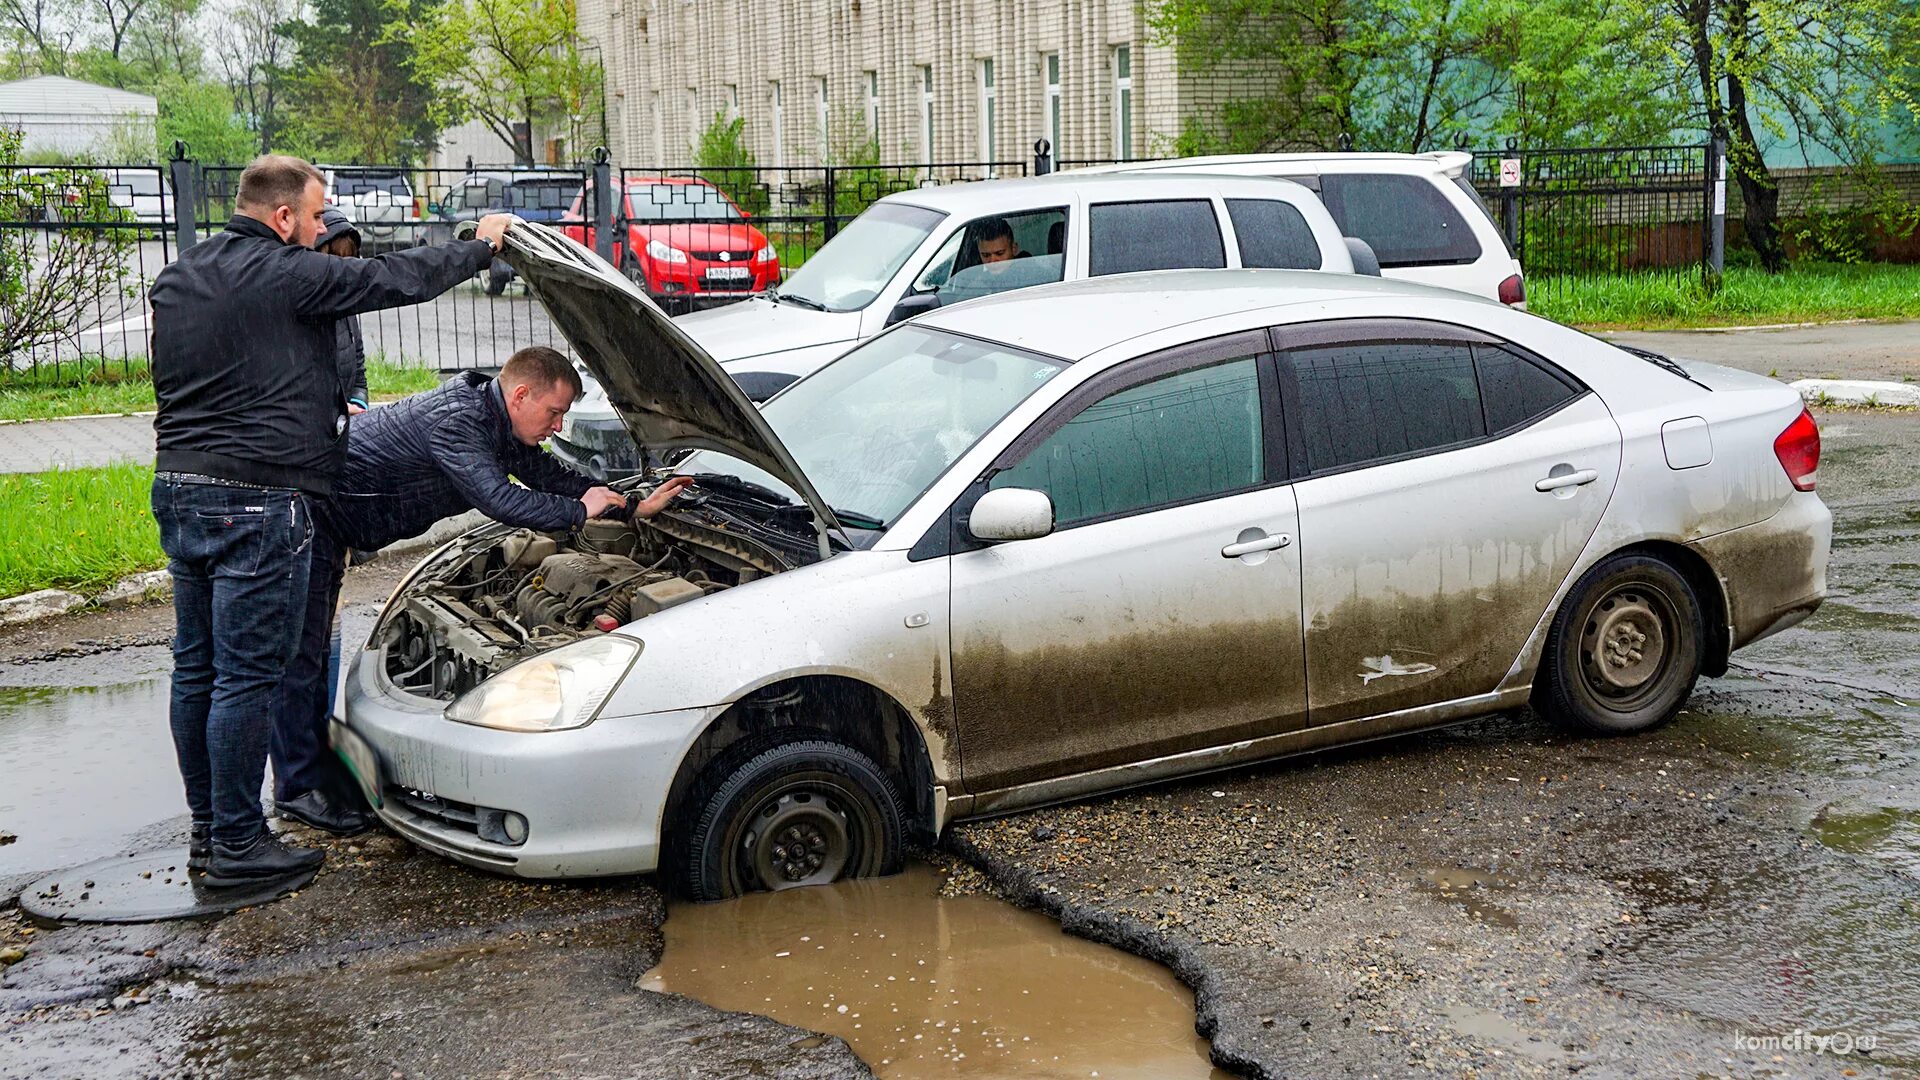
left=1533, top=553, right=1704, bottom=735
left=677, top=738, right=905, bottom=901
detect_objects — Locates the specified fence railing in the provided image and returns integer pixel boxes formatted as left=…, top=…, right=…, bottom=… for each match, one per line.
left=3, top=142, right=1742, bottom=382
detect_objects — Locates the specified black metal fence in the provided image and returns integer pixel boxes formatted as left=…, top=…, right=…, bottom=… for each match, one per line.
left=4, top=142, right=1737, bottom=383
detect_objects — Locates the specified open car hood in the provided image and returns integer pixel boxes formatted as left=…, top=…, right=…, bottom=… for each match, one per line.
left=488, top=220, right=841, bottom=542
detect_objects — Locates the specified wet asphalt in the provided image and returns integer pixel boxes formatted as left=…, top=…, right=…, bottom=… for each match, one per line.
left=3, top=403, right=1918, bottom=1073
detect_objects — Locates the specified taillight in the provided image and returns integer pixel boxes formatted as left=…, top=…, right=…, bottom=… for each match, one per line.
left=1773, top=408, right=1820, bottom=491
left=1498, top=273, right=1526, bottom=306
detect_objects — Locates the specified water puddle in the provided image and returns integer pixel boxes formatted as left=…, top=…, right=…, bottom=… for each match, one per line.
left=1415, top=866, right=1519, bottom=928
left=642, top=863, right=1232, bottom=1079
left=0, top=677, right=183, bottom=878
left=1811, top=799, right=1920, bottom=879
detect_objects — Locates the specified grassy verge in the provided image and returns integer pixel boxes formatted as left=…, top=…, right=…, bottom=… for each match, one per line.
left=0, top=357, right=441, bottom=423
left=0, top=463, right=164, bottom=597
left=1536, top=262, right=1920, bottom=330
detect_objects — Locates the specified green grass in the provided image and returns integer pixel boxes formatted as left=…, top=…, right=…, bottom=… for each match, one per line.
left=1535, top=262, right=1920, bottom=330
left=0, top=463, right=164, bottom=597
left=0, top=357, right=441, bottom=423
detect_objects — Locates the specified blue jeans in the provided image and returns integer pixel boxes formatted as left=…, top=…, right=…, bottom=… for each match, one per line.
left=152, top=476, right=314, bottom=848
left=269, top=524, right=358, bottom=805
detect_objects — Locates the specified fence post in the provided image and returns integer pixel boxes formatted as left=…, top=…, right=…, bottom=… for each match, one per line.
left=823, top=167, right=839, bottom=240
left=1706, top=133, right=1727, bottom=290
left=1034, top=137, right=1053, bottom=176
left=591, top=146, right=613, bottom=262
left=168, top=140, right=198, bottom=253
left=1500, top=138, right=1520, bottom=255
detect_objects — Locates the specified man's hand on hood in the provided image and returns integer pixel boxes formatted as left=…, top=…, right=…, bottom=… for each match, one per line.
left=474, top=213, right=514, bottom=250
left=633, top=476, right=694, bottom=519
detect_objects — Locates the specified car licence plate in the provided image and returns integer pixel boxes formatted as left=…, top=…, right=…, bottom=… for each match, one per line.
left=705, top=266, right=751, bottom=282
left=331, top=722, right=385, bottom=809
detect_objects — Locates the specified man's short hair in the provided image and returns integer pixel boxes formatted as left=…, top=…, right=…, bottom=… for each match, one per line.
left=500, top=346, right=584, bottom=398
left=236, top=154, right=325, bottom=214
left=976, top=217, right=1015, bottom=245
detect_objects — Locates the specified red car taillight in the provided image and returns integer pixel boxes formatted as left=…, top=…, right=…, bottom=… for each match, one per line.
left=1498, top=273, right=1526, bottom=306
left=1773, top=408, right=1820, bottom=491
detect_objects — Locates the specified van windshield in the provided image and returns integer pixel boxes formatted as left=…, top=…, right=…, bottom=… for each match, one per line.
left=774, top=202, right=945, bottom=312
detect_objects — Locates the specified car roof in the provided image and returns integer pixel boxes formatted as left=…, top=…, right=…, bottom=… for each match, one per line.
left=877, top=170, right=1321, bottom=215
left=1070, top=151, right=1475, bottom=179
left=911, top=268, right=1495, bottom=361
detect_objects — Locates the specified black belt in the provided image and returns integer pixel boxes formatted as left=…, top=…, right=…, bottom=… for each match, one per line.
left=155, top=471, right=299, bottom=492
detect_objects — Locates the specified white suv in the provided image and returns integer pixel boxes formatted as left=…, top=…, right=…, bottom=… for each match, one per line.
left=1082, top=152, right=1524, bottom=307
left=555, top=171, right=1367, bottom=475
left=322, top=166, right=418, bottom=254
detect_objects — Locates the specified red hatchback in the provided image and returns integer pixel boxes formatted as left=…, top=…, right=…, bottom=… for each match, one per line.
left=565, top=177, right=779, bottom=304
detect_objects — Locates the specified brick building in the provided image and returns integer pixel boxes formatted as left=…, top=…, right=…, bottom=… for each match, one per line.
left=577, top=0, right=1277, bottom=169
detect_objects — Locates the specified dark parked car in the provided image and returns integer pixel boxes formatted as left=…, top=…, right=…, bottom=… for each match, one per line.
left=425, top=170, right=584, bottom=293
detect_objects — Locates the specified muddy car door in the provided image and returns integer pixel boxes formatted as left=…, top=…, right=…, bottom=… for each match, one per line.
left=947, top=331, right=1308, bottom=793
left=1273, top=319, right=1621, bottom=725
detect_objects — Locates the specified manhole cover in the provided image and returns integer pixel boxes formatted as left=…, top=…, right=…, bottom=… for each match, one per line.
left=17, top=847, right=315, bottom=925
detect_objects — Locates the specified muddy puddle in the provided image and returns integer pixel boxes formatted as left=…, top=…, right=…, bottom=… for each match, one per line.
left=0, top=676, right=184, bottom=878
left=642, top=862, right=1232, bottom=1079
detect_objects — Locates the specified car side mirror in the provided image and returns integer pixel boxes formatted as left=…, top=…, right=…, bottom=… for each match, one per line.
left=885, top=292, right=942, bottom=327
left=967, top=487, right=1054, bottom=543
left=1343, top=236, right=1382, bottom=277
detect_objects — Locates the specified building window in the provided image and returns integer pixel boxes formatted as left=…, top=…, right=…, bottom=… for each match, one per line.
left=770, top=81, right=783, bottom=167
left=724, top=84, right=739, bottom=122
left=919, top=65, right=934, bottom=161
left=1044, top=53, right=1061, bottom=161
left=815, top=76, right=829, bottom=160
left=977, top=58, right=996, bottom=165
left=685, top=88, right=699, bottom=149
left=864, top=70, right=879, bottom=141
left=650, top=90, right=663, bottom=163
left=1112, top=45, right=1132, bottom=161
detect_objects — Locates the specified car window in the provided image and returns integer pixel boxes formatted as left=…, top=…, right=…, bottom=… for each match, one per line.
left=334, top=173, right=410, bottom=197
left=1089, top=199, right=1227, bottom=277
left=1284, top=340, right=1484, bottom=473
left=777, top=201, right=946, bottom=311
left=992, top=356, right=1264, bottom=526
left=509, top=179, right=578, bottom=211
left=938, top=254, right=1066, bottom=305
left=1474, top=344, right=1580, bottom=434
left=628, top=182, right=743, bottom=222
left=1317, top=174, right=1481, bottom=267
left=912, top=207, right=1068, bottom=295
left=1225, top=198, right=1322, bottom=270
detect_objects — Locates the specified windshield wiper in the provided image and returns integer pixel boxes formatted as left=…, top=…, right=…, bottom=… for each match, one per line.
left=1617, top=346, right=1713, bottom=391
left=770, top=289, right=827, bottom=311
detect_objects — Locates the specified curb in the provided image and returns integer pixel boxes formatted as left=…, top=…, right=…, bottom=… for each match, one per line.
left=0, top=410, right=156, bottom=427
left=1791, top=378, right=1920, bottom=408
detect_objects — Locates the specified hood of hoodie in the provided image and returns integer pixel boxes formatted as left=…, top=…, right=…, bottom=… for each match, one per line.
left=315, top=208, right=361, bottom=250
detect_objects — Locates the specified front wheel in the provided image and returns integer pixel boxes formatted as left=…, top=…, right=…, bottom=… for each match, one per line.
left=678, top=739, right=905, bottom=901
left=1534, top=553, right=1704, bottom=734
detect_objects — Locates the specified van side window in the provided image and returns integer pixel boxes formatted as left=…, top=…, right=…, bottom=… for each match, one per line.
left=1226, top=199, right=1322, bottom=270
left=1088, top=199, right=1226, bottom=276
left=1317, top=174, right=1482, bottom=267
left=912, top=207, right=1068, bottom=296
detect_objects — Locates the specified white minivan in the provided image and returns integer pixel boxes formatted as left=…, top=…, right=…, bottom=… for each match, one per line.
left=1083, top=152, right=1525, bottom=307
left=554, top=171, right=1365, bottom=476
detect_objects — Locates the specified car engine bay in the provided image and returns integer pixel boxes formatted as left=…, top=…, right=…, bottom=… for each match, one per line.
left=379, top=475, right=823, bottom=700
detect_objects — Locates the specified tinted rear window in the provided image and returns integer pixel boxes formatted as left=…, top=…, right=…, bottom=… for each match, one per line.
left=1318, top=174, right=1480, bottom=267
left=1225, top=198, right=1322, bottom=270
left=1474, top=344, right=1579, bottom=434
left=1089, top=199, right=1226, bottom=276
left=1285, top=340, right=1484, bottom=472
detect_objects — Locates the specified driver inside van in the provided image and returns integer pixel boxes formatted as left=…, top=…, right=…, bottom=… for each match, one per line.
left=974, top=217, right=1027, bottom=265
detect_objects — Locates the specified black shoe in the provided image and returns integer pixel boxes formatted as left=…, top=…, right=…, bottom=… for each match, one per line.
left=188, top=822, right=211, bottom=872
left=202, top=831, right=325, bottom=889
left=275, top=790, right=373, bottom=837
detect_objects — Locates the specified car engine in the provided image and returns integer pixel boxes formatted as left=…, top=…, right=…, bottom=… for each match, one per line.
left=378, top=477, right=821, bottom=700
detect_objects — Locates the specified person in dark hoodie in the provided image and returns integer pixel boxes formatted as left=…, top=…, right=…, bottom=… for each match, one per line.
left=149, top=153, right=513, bottom=889
left=268, top=345, right=691, bottom=833
left=314, top=208, right=370, bottom=414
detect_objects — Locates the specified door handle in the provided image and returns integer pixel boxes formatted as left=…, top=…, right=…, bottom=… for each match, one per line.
left=1535, top=468, right=1598, bottom=492
left=1221, top=532, right=1292, bottom=558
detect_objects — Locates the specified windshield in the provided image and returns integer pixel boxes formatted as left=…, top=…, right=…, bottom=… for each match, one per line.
left=629, top=182, right=743, bottom=222
left=775, top=201, right=945, bottom=312
left=679, top=325, right=1063, bottom=527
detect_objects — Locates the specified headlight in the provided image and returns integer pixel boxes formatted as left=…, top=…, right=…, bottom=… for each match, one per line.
left=754, top=244, right=776, bottom=262
left=646, top=239, right=688, bottom=264
left=445, top=636, right=640, bottom=732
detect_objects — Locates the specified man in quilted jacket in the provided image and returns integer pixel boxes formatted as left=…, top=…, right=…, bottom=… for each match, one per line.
left=268, top=346, right=690, bottom=833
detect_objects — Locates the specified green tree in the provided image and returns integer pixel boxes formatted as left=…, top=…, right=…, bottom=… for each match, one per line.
left=1660, top=0, right=1920, bottom=271
left=214, top=0, right=301, bottom=155
left=404, top=0, right=601, bottom=165
left=693, top=110, right=769, bottom=216
left=282, top=0, right=437, bottom=164
left=0, top=130, right=136, bottom=365
left=0, top=0, right=78, bottom=76
left=155, top=75, right=255, bottom=163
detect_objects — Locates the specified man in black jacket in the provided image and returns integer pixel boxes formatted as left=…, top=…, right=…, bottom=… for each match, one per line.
left=150, top=153, right=513, bottom=888
left=269, top=346, right=690, bottom=831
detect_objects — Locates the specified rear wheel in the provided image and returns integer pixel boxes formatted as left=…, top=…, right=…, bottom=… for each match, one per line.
left=1534, top=553, right=1703, bottom=734
left=677, top=738, right=905, bottom=901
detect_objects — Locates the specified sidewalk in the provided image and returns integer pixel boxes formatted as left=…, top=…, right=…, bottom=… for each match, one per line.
left=1602, top=319, right=1920, bottom=383
left=0, top=413, right=154, bottom=474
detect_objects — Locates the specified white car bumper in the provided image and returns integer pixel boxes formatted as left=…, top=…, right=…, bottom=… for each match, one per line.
left=333, top=644, right=709, bottom=878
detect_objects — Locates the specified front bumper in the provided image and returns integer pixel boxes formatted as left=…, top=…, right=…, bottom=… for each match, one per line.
left=333, top=643, right=710, bottom=878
